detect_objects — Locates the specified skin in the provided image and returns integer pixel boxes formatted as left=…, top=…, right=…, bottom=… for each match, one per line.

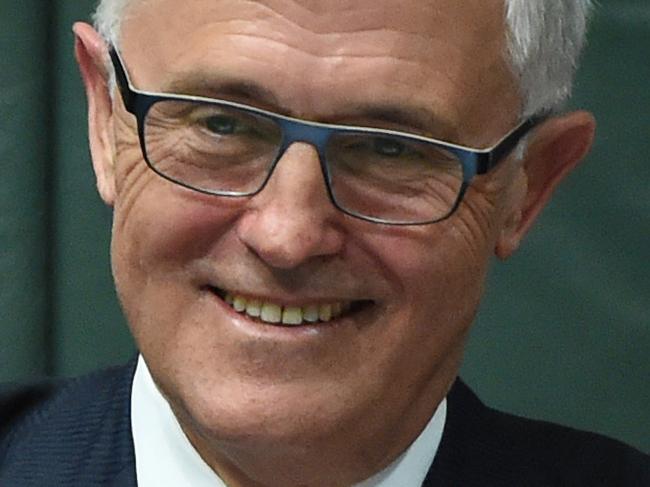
left=74, top=0, right=595, bottom=485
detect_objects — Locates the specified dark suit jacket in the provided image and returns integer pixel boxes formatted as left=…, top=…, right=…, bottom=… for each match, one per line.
left=1, top=359, right=648, bottom=486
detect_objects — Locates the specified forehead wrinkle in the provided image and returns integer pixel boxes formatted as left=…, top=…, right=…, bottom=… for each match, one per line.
left=127, top=28, right=466, bottom=125
left=126, top=0, right=507, bottom=63
left=136, top=0, right=504, bottom=54
left=167, top=30, right=439, bottom=71
left=175, top=14, right=454, bottom=66
left=243, top=0, right=495, bottom=39
left=158, top=43, right=459, bottom=139
left=126, top=0, right=507, bottom=80
left=124, top=0, right=516, bottom=142
left=228, top=0, right=513, bottom=111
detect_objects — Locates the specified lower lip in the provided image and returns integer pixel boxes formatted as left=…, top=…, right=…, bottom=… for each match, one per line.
left=202, top=287, right=369, bottom=339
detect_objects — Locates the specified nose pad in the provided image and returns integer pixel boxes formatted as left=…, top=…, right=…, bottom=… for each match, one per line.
left=235, top=142, right=344, bottom=269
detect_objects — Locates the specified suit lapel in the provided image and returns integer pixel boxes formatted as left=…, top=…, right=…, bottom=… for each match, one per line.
left=421, top=378, right=481, bottom=486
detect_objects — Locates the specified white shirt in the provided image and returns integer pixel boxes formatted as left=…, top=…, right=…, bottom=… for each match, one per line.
left=132, top=356, right=446, bottom=487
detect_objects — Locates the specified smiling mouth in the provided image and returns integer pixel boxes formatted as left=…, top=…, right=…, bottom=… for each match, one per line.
left=207, top=287, right=372, bottom=327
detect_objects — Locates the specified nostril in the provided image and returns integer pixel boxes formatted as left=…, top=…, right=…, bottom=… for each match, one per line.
left=235, top=208, right=345, bottom=270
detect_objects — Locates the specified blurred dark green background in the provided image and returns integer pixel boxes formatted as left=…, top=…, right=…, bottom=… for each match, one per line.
left=1, top=1, right=648, bottom=452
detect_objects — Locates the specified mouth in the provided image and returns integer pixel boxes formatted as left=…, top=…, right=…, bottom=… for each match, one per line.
left=206, top=286, right=373, bottom=327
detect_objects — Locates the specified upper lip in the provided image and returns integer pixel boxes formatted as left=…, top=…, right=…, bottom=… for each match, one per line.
left=205, top=285, right=373, bottom=307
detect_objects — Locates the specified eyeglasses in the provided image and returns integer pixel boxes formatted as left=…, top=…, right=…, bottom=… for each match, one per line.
left=109, top=47, right=538, bottom=225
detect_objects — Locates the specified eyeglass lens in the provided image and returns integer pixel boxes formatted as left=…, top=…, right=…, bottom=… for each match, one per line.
left=143, top=99, right=464, bottom=223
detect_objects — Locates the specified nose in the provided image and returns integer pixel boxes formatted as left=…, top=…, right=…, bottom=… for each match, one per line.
left=235, top=142, right=345, bottom=269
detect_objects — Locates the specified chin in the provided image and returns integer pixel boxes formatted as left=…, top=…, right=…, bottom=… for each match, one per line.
left=176, top=373, right=357, bottom=440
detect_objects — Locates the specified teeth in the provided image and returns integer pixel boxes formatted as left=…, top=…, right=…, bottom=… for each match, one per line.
left=245, top=299, right=262, bottom=318
left=303, top=305, right=319, bottom=323
left=319, top=304, right=332, bottom=322
left=282, top=307, right=303, bottom=325
left=223, top=293, right=351, bottom=326
left=233, top=296, right=247, bottom=312
left=260, top=303, right=282, bottom=324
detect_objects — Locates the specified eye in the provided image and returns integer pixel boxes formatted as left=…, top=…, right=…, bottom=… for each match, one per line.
left=205, top=115, right=240, bottom=135
left=373, top=137, right=406, bottom=157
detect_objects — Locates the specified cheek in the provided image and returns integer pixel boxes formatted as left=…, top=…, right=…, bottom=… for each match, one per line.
left=109, top=162, right=244, bottom=332
left=113, top=180, right=240, bottom=272
left=411, top=240, right=486, bottom=347
left=382, top=220, right=493, bottom=305
left=367, top=209, right=499, bottom=359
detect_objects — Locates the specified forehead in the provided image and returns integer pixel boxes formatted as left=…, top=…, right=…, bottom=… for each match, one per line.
left=123, top=0, right=505, bottom=33
left=120, top=0, right=518, bottom=142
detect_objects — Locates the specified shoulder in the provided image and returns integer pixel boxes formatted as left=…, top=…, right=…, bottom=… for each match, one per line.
left=0, top=360, right=137, bottom=485
left=0, top=380, right=59, bottom=440
left=0, top=362, right=135, bottom=445
left=427, top=379, right=650, bottom=486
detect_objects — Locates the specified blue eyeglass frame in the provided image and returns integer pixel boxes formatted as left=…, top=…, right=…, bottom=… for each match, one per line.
left=108, top=46, right=540, bottom=225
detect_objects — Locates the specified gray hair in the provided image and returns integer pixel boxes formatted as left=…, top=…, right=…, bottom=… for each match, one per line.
left=92, top=0, right=593, bottom=118
left=93, top=0, right=131, bottom=47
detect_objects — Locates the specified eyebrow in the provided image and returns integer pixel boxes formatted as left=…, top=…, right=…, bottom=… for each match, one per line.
left=162, top=73, right=281, bottom=108
left=346, top=104, right=457, bottom=140
left=160, top=72, right=456, bottom=139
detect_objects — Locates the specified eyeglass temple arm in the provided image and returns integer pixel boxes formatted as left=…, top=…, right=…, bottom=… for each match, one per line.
left=477, top=115, right=545, bottom=174
left=108, top=47, right=136, bottom=113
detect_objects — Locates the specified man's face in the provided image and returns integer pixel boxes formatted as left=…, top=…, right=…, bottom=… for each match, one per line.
left=104, top=0, right=522, bottom=478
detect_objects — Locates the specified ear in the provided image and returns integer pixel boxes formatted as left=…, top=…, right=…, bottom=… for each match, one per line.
left=495, top=111, right=596, bottom=259
left=73, top=22, right=116, bottom=206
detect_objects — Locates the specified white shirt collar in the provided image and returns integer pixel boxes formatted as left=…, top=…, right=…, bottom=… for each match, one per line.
left=131, top=355, right=446, bottom=487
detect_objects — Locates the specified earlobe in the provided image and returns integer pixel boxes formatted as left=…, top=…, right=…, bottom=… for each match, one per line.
left=495, top=111, right=596, bottom=260
left=73, top=22, right=116, bottom=206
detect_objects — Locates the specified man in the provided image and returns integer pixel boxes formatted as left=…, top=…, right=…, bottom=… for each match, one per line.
left=1, top=0, right=648, bottom=485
